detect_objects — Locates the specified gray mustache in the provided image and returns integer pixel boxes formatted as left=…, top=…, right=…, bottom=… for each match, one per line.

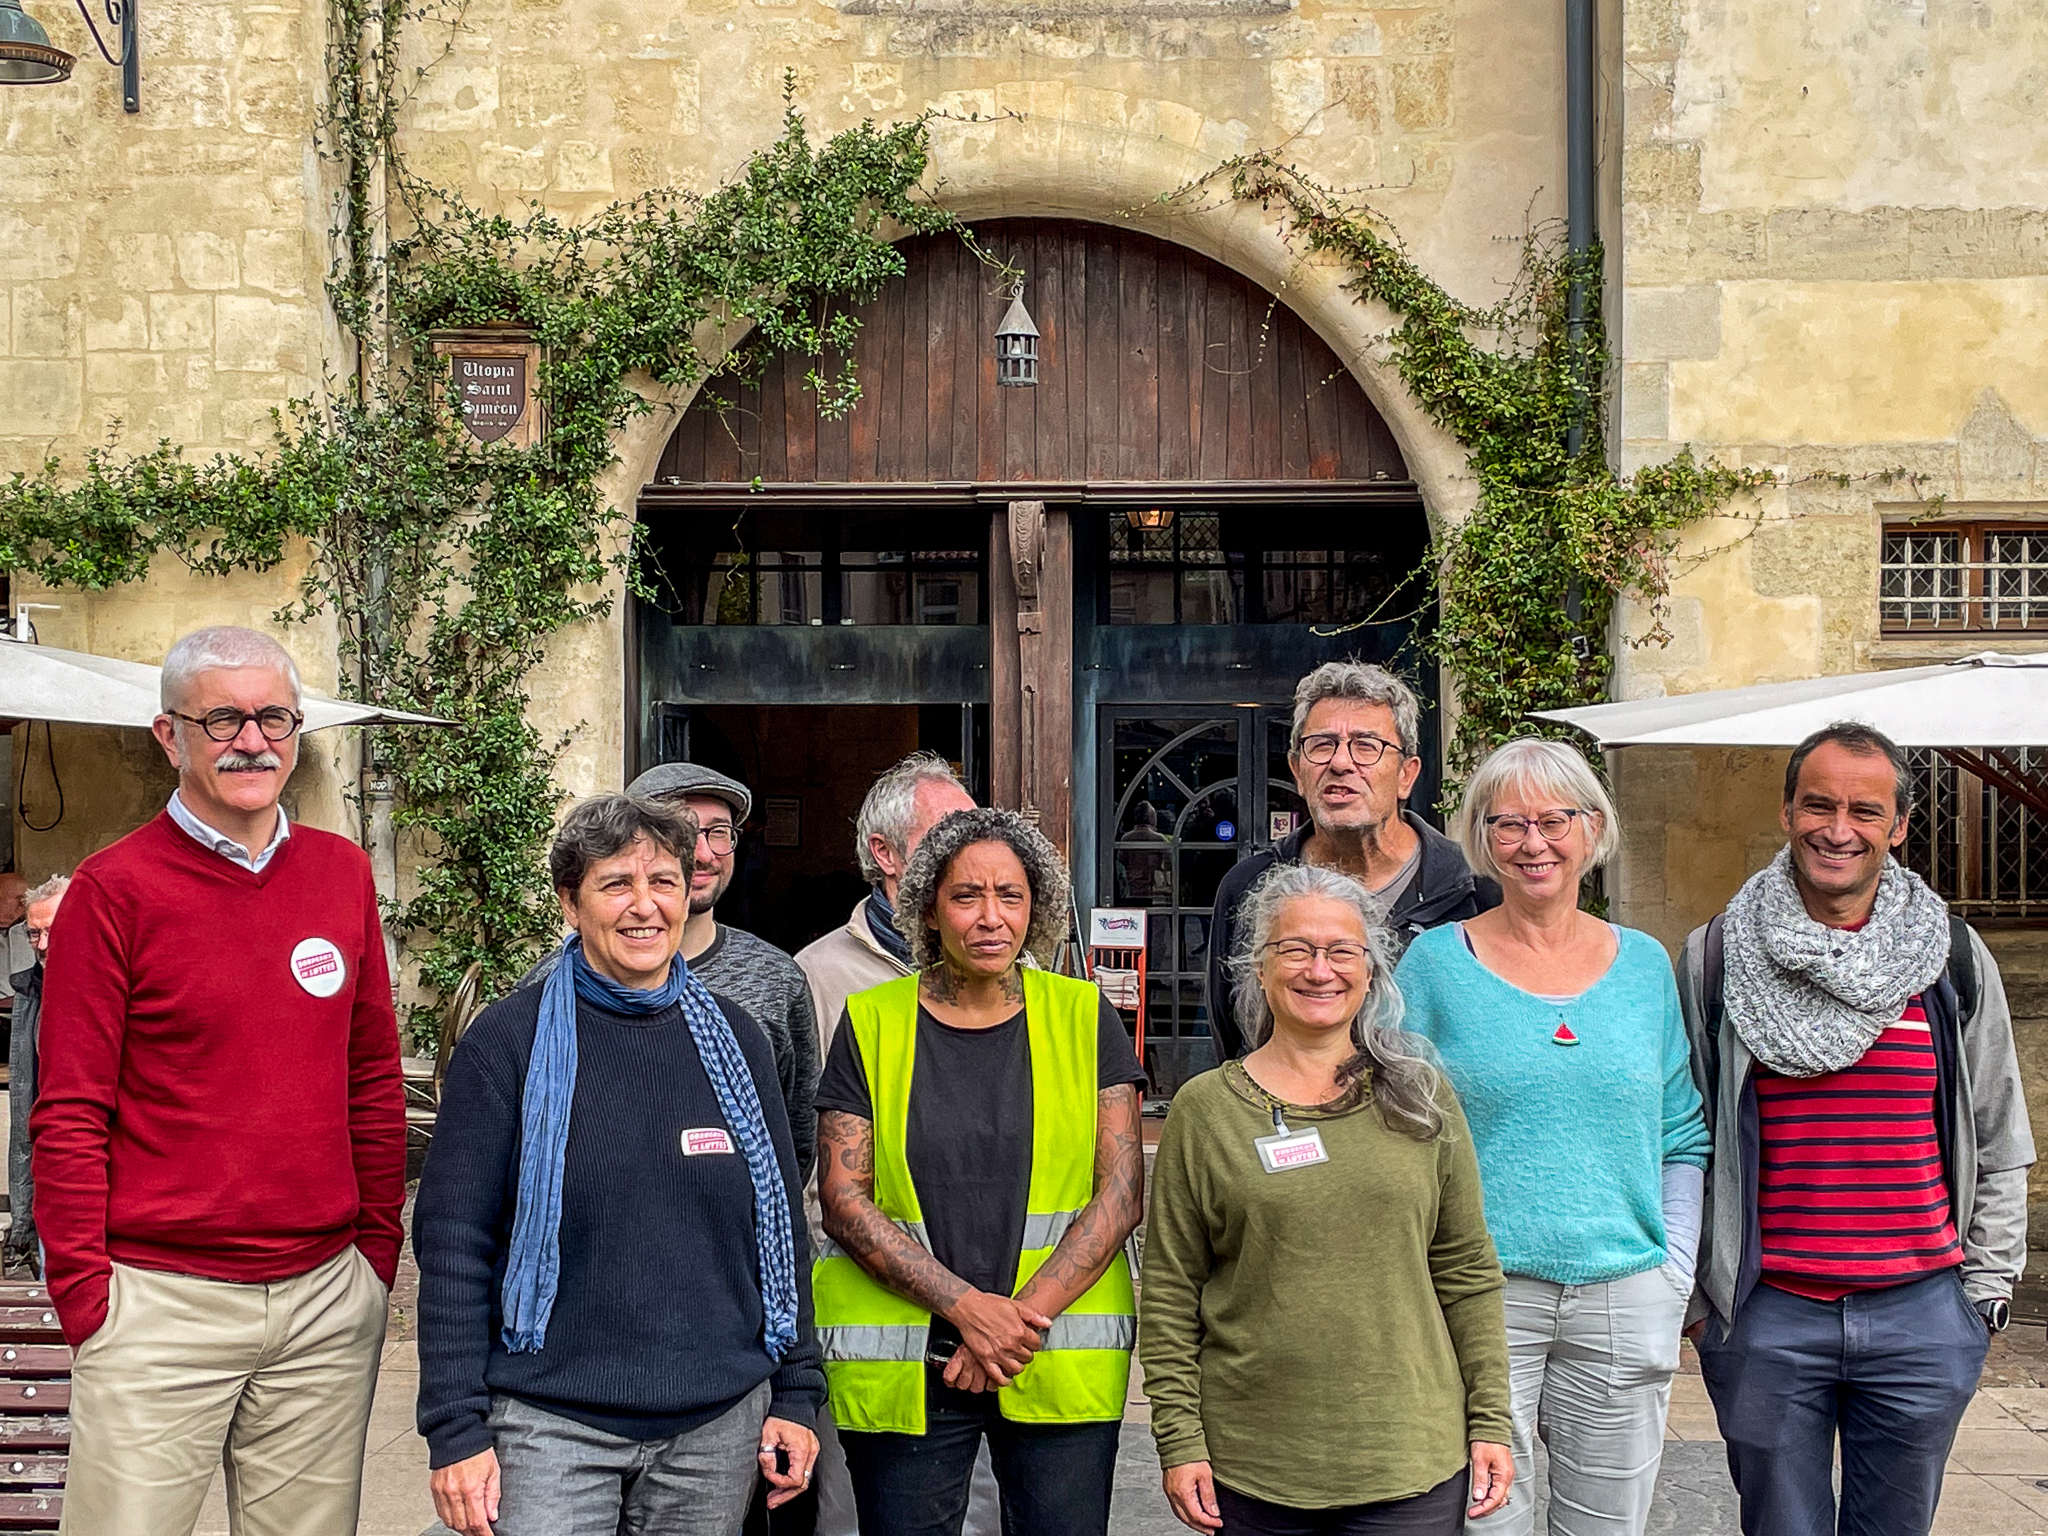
left=217, top=750, right=282, bottom=771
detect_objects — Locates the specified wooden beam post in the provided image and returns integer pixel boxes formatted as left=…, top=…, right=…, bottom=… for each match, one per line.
left=1037, top=507, right=1075, bottom=861
left=989, top=508, right=1023, bottom=811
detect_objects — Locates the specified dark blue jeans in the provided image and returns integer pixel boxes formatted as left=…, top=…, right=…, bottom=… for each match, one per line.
left=839, top=1374, right=1120, bottom=1536
left=1695, top=1270, right=1989, bottom=1536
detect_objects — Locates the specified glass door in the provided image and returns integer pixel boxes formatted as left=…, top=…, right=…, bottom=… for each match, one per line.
left=1099, top=706, right=1301, bottom=1095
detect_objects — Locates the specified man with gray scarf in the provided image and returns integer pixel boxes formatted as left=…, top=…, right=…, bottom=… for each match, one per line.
left=1678, top=722, right=2033, bottom=1536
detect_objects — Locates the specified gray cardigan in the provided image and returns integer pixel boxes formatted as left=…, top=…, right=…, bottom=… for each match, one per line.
left=1677, top=920, right=2034, bottom=1329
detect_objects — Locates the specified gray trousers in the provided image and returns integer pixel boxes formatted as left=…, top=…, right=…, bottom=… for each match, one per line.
left=490, top=1381, right=771, bottom=1536
left=5, top=996, right=34, bottom=1266
left=1469, top=1266, right=1688, bottom=1536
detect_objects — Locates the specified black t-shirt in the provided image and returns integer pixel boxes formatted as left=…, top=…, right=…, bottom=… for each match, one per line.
left=814, top=993, right=1145, bottom=1338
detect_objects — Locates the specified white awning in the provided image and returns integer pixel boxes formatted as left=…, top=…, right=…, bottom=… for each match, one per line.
left=0, top=641, right=450, bottom=732
left=1532, top=652, right=2048, bottom=750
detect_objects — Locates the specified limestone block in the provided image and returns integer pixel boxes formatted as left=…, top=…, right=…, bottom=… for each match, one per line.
left=237, top=76, right=308, bottom=138
left=214, top=296, right=302, bottom=372
left=149, top=293, right=215, bottom=351
left=1325, top=14, right=1380, bottom=56
left=675, top=61, right=702, bottom=135
left=555, top=141, right=614, bottom=192
left=1195, top=115, right=1251, bottom=161
left=1957, top=389, right=2039, bottom=498
left=11, top=285, right=79, bottom=359
left=0, top=360, right=81, bottom=435
left=153, top=0, right=236, bottom=59
left=1389, top=55, right=1449, bottom=130
left=142, top=396, right=207, bottom=443
left=141, top=65, right=232, bottom=129
left=1625, top=0, right=1679, bottom=60
left=86, top=351, right=173, bottom=394
left=176, top=232, right=240, bottom=291
left=1622, top=285, right=1721, bottom=362
left=1763, top=207, right=1910, bottom=281
left=1326, top=60, right=1381, bottom=132
left=1268, top=58, right=1327, bottom=134
left=1748, top=515, right=1874, bottom=602
left=239, top=10, right=301, bottom=62
left=123, top=141, right=262, bottom=179
left=1619, top=361, right=1668, bottom=441
left=850, top=62, right=907, bottom=110
left=0, top=156, right=68, bottom=208
left=504, top=64, right=587, bottom=129
left=241, top=229, right=307, bottom=299
left=222, top=395, right=286, bottom=443
left=83, top=292, right=154, bottom=352
left=0, top=212, right=78, bottom=282
left=477, top=141, right=552, bottom=190
left=1382, top=5, right=1449, bottom=55
left=411, top=65, right=501, bottom=132
left=1622, top=140, right=1699, bottom=209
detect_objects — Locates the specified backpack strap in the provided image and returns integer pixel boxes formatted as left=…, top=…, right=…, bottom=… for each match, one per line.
left=1947, top=913, right=1978, bottom=1025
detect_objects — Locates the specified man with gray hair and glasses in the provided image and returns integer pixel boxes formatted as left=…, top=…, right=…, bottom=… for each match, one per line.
left=1207, top=660, right=1499, bottom=1060
left=34, top=625, right=406, bottom=1536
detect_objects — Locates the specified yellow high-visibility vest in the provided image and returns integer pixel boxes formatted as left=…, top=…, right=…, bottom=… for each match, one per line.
left=814, top=969, right=1135, bottom=1434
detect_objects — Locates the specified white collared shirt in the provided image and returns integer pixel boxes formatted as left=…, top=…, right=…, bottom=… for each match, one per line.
left=167, top=790, right=292, bottom=874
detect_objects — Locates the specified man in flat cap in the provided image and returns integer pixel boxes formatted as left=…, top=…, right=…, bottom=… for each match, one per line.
left=518, top=764, right=819, bottom=1182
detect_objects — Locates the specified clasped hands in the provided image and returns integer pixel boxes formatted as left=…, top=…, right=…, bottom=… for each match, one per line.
left=939, top=1290, right=1055, bottom=1392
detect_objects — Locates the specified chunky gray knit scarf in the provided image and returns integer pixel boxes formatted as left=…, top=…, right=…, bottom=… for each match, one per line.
left=1722, top=847, right=1950, bottom=1078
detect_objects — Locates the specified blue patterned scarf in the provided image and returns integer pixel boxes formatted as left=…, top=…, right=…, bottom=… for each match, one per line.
left=500, top=934, right=799, bottom=1359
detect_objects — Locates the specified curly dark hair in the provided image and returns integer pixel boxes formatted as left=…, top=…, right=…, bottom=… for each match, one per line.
left=893, top=807, right=1072, bottom=971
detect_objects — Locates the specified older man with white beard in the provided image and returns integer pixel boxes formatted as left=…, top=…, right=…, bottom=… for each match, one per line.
left=33, top=625, right=406, bottom=1536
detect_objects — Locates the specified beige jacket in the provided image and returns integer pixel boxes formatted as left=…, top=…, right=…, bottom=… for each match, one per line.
left=794, top=899, right=912, bottom=1066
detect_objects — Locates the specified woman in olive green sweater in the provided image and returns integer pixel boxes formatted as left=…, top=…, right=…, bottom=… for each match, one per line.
left=1139, top=862, right=1514, bottom=1535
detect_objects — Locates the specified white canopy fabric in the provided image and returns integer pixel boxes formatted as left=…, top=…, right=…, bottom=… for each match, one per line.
left=0, top=641, right=449, bottom=732
left=1534, top=652, right=2048, bottom=749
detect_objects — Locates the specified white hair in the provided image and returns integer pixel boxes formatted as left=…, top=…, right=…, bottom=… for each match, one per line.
left=160, top=626, right=302, bottom=713
left=1456, top=737, right=1622, bottom=880
left=856, top=751, right=969, bottom=885
left=24, top=874, right=70, bottom=908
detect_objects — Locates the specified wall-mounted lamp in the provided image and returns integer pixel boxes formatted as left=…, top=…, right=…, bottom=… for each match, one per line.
left=0, top=0, right=138, bottom=111
left=995, top=279, right=1039, bottom=388
left=1126, top=508, right=1175, bottom=531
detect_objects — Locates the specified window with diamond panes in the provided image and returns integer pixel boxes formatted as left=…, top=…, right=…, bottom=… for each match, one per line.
left=1881, top=525, right=2048, bottom=632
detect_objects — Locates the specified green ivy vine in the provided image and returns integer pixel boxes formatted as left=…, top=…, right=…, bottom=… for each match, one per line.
left=0, top=0, right=961, bottom=1039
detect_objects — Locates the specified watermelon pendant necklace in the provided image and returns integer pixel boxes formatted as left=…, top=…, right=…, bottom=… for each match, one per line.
left=1552, top=1018, right=1579, bottom=1046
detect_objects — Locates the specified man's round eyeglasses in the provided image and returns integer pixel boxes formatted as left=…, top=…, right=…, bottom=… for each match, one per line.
left=1483, top=809, right=1586, bottom=847
left=698, top=825, right=739, bottom=856
left=171, top=706, right=304, bottom=743
left=1297, top=733, right=1401, bottom=769
left=1260, top=939, right=1371, bottom=972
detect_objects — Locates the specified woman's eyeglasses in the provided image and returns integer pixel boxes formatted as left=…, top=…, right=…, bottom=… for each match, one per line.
left=1483, top=809, right=1586, bottom=846
left=1260, top=939, right=1371, bottom=972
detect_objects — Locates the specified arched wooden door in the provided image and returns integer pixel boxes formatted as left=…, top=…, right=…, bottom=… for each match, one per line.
left=638, top=219, right=1431, bottom=1090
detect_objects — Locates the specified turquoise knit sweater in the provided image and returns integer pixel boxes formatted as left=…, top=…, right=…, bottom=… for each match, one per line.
left=1395, top=923, right=1710, bottom=1286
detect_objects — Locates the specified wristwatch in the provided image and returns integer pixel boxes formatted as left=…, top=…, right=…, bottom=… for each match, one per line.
left=1976, top=1297, right=2011, bottom=1334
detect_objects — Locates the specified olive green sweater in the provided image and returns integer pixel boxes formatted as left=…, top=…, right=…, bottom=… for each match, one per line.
left=1138, top=1062, right=1512, bottom=1510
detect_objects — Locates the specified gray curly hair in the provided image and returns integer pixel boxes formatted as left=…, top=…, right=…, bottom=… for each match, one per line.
left=1227, top=862, right=1448, bottom=1140
left=894, top=807, right=1072, bottom=971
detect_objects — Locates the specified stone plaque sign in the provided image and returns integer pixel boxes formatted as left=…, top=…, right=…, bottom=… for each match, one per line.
left=431, top=333, right=542, bottom=448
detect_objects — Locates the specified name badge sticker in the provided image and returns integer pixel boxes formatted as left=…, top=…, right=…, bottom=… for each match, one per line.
left=1255, top=1127, right=1329, bottom=1173
left=289, top=937, right=347, bottom=999
left=682, top=1127, right=735, bottom=1157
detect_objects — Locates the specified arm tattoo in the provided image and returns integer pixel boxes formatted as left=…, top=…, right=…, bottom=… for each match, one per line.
left=818, top=1110, right=971, bottom=1317
left=1015, top=1085, right=1144, bottom=1317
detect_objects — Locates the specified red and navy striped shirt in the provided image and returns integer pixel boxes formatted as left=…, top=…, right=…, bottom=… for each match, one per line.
left=1755, top=997, right=1962, bottom=1302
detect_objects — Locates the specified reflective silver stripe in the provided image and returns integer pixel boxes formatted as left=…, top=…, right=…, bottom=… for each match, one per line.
left=1041, top=1313, right=1135, bottom=1352
left=1020, top=1209, right=1083, bottom=1251
left=818, top=1323, right=929, bottom=1363
left=816, top=1218, right=932, bottom=1264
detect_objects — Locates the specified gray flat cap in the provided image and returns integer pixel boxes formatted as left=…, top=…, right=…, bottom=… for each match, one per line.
left=626, top=762, right=753, bottom=821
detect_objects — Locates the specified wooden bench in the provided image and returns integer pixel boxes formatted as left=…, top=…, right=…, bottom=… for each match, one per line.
left=0, top=1283, right=66, bottom=1532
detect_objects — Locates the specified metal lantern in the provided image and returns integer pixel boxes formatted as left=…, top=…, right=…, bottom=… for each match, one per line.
left=0, top=0, right=138, bottom=110
left=1126, top=508, right=1175, bottom=531
left=995, top=279, right=1039, bottom=388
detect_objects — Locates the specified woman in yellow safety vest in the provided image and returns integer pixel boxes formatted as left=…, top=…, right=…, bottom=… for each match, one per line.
left=814, top=807, right=1146, bottom=1536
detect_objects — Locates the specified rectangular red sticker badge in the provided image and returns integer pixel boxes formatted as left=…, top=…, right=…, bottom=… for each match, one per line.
left=682, top=1127, right=735, bottom=1156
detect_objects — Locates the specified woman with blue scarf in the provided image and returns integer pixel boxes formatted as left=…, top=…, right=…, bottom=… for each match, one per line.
left=415, top=793, right=824, bottom=1536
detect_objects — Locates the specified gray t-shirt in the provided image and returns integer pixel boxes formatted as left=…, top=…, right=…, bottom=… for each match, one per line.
left=1369, top=846, right=1424, bottom=916
left=514, top=925, right=820, bottom=1181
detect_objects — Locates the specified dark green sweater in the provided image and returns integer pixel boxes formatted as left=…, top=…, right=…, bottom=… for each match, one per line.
left=1138, top=1062, right=1512, bottom=1509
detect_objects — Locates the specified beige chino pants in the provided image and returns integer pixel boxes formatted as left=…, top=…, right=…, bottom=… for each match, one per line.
left=60, top=1243, right=389, bottom=1536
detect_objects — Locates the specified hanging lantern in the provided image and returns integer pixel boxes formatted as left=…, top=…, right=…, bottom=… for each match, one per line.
left=1126, top=508, right=1175, bottom=531
left=995, top=279, right=1039, bottom=388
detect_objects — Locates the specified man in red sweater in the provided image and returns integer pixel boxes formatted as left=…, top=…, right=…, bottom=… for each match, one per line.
left=33, top=625, right=407, bottom=1536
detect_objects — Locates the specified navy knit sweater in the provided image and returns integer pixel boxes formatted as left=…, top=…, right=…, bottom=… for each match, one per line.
left=414, top=983, right=825, bottom=1469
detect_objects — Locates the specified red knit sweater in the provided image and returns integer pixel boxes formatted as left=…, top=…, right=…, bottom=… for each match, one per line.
left=31, top=811, right=407, bottom=1348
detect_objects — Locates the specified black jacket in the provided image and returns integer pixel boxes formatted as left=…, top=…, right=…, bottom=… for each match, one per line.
left=1204, top=810, right=1501, bottom=1060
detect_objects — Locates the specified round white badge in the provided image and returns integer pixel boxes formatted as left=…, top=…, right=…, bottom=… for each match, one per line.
left=290, top=937, right=348, bottom=999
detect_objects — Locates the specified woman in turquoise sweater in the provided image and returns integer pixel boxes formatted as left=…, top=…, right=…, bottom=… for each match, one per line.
left=1394, top=738, right=1708, bottom=1536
